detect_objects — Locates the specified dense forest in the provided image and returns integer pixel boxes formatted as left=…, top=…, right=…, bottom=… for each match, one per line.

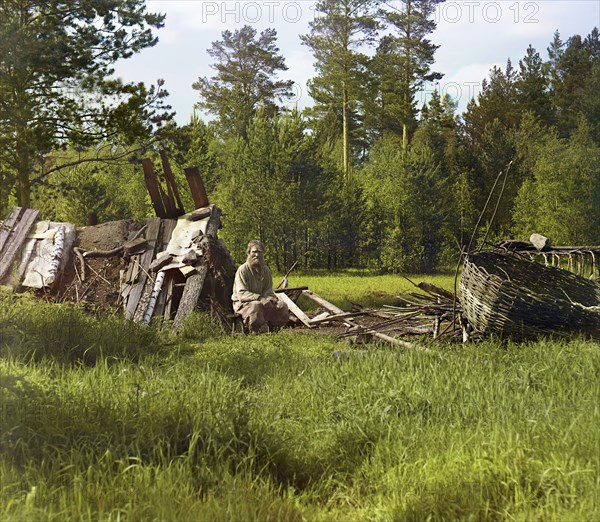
left=1, top=1, right=599, bottom=272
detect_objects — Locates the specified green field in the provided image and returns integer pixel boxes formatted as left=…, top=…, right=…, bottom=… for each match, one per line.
left=1, top=274, right=598, bottom=521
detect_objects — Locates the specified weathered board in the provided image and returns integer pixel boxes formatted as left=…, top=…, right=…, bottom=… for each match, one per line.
left=173, top=205, right=220, bottom=329
left=125, top=218, right=162, bottom=320
left=142, top=159, right=167, bottom=218
left=276, top=292, right=313, bottom=328
left=0, top=207, right=24, bottom=253
left=0, top=208, right=39, bottom=283
left=301, top=289, right=345, bottom=315
left=160, top=150, right=185, bottom=216
left=183, top=167, right=209, bottom=209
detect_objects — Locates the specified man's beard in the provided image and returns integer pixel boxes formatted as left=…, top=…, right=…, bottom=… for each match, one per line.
left=247, top=255, right=265, bottom=269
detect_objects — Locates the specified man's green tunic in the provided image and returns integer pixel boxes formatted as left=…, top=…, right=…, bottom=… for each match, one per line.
left=231, top=262, right=276, bottom=313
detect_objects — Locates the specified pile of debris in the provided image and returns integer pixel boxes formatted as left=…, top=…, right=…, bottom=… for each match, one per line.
left=274, top=234, right=600, bottom=346
left=0, top=154, right=238, bottom=328
left=0, top=204, right=236, bottom=326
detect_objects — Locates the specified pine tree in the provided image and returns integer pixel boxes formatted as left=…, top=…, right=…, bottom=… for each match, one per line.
left=515, top=45, right=552, bottom=125
left=193, top=26, right=293, bottom=140
left=463, top=60, right=519, bottom=142
left=217, top=110, right=328, bottom=269
left=0, top=0, right=171, bottom=209
left=373, top=0, right=443, bottom=150
left=547, top=28, right=600, bottom=139
left=301, top=0, right=380, bottom=180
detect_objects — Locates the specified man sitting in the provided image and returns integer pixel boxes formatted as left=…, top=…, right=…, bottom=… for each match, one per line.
left=232, top=240, right=289, bottom=333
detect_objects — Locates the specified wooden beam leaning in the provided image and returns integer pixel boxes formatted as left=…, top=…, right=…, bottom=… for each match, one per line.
left=302, top=289, right=345, bottom=315
left=276, top=291, right=313, bottom=328
left=125, top=218, right=162, bottom=320
left=173, top=205, right=221, bottom=329
left=160, top=150, right=185, bottom=216
left=141, top=158, right=167, bottom=218
left=0, top=207, right=25, bottom=253
left=0, top=208, right=39, bottom=283
left=152, top=218, right=178, bottom=321
left=183, top=167, right=209, bottom=209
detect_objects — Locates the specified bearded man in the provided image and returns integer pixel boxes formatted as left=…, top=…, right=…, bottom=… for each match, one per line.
left=231, top=240, right=289, bottom=333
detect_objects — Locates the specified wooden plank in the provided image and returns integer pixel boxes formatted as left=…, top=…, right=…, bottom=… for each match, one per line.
left=277, top=292, right=313, bottom=328
left=302, top=289, right=345, bottom=315
left=183, top=166, right=209, bottom=209
left=157, top=173, right=177, bottom=218
left=0, top=208, right=39, bottom=282
left=275, top=286, right=309, bottom=293
left=173, top=206, right=220, bottom=329
left=160, top=150, right=185, bottom=216
left=160, top=219, right=178, bottom=250
left=132, top=217, right=176, bottom=322
left=125, top=218, right=161, bottom=320
left=142, top=158, right=167, bottom=218
left=150, top=218, right=178, bottom=321
left=0, top=207, right=24, bottom=253
left=309, top=310, right=370, bottom=324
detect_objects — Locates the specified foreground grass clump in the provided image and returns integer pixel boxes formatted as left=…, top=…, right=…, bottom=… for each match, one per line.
left=1, top=289, right=599, bottom=521
left=0, top=292, right=163, bottom=363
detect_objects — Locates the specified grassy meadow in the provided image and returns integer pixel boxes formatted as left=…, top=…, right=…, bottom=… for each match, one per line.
left=0, top=272, right=599, bottom=521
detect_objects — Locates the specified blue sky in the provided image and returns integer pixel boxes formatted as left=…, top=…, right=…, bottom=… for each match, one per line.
left=114, top=1, right=600, bottom=125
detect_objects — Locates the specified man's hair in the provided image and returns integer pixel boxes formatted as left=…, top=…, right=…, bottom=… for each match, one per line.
left=246, top=239, right=265, bottom=255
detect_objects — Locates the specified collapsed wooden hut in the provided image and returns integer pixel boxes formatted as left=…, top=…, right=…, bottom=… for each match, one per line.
left=0, top=154, right=240, bottom=328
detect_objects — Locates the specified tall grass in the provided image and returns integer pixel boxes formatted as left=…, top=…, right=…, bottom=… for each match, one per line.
left=1, top=281, right=598, bottom=521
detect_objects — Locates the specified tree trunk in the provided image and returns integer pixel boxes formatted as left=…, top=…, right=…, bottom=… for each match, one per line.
left=15, top=121, right=31, bottom=208
left=402, top=0, right=412, bottom=157
left=342, top=82, right=350, bottom=180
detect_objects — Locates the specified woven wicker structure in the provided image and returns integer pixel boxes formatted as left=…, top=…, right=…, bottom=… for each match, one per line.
left=459, top=251, right=600, bottom=340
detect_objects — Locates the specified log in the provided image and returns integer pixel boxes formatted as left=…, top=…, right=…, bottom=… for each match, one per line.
left=416, top=282, right=455, bottom=301
left=173, top=205, right=221, bottom=329
left=343, top=322, right=420, bottom=349
left=44, top=225, right=65, bottom=286
left=142, top=270, right=166, bottom=323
